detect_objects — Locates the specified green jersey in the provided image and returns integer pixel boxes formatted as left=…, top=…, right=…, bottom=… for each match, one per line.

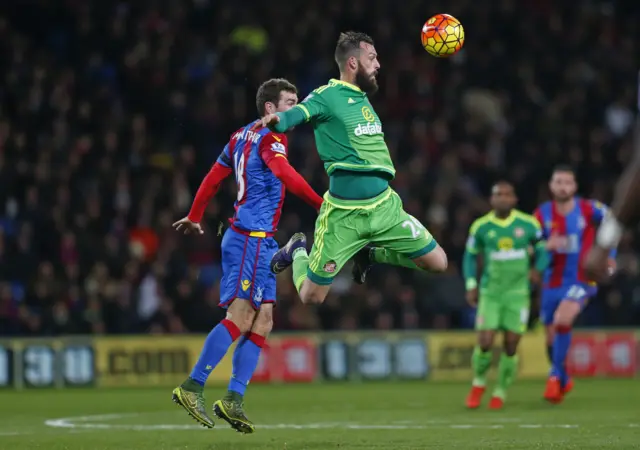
left=274, top=79, right=394, bottom=199
left=462, top=210, right=548, bottom=294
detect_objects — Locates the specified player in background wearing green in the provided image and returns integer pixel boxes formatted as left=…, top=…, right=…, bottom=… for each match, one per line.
left=463, top=181, right=549, bottom=410
left=261, top=32, right=448, bottom=304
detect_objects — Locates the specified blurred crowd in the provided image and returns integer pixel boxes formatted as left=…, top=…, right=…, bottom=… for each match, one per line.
left=1, top=0, right=639, bottom=336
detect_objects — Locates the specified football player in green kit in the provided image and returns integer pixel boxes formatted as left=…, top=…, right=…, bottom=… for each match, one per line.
left=261, top=31, right=448, bottom=304
left=463, top=181, right=549, bottom=409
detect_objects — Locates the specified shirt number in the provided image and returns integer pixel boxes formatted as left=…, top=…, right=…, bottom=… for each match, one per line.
left=234, top=151, right=246, bottom=203
left=402, top=215, right=425, bottom=239
left=566, top=285, right=587, bottom=300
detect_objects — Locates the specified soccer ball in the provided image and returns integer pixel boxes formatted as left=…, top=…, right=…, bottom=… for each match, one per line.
left=421, top=14, right=465, bottom=58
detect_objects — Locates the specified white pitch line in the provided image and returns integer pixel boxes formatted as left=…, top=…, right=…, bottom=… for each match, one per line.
left=44, top=413, right=640, bottom=432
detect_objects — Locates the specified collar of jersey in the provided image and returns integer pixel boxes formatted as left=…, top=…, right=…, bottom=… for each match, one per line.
left=489, top=211, right=516, bottom=228
left=330, top=78, right=363, bottom=94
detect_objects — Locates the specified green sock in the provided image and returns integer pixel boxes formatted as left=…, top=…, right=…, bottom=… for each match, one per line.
left=292, top=248, right=309, bottom=293
left=371, top=248, right=419, bottom=270
left=181, top=377, right=203, bottom=392
left=493, top=353, right=518, bottom=399
left=224, top=390, right=243, bottom=403
left=471, top=347, right=493, bottom=387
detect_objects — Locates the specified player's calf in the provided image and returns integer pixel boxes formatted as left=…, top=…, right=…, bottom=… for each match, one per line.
left=546, top=299, right=581, bottom=402
left=490, top=331, right=521, bottom=408
left=218, top=305, right=273, bottom=434
left=467, top=330, right=495, bottom=409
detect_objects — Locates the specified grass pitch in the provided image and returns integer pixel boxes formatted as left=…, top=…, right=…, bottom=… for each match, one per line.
left=0, top=379, right=638, bottom=449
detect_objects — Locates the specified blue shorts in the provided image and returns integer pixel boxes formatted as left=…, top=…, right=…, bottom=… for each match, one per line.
left=219, top=228, right=278, bottom=310
left=540, top=282, right=597, bottom=325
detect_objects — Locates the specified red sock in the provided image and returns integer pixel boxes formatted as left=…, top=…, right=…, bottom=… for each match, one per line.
left=246, top=332, right=266, bottom=348
left=221, top=319, right=241, bottom=341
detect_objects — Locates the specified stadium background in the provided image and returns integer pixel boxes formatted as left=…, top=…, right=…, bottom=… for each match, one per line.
left=0, top=0, right=639, bottom=389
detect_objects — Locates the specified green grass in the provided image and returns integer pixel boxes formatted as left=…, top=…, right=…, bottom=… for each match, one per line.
left=0, top=380, right=638, bottom=449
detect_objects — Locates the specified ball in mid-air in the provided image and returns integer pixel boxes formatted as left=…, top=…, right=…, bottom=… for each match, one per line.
left=421, top=14, right=465, bottom=58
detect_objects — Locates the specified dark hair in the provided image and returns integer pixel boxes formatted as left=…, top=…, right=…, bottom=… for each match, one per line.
left=552, top=164, right=576, bottom=177
left=493, top=179, right=514, bottom=190
left=335, top=31, right=375, bottom=69
left=255, top=78, right=297, bottom=115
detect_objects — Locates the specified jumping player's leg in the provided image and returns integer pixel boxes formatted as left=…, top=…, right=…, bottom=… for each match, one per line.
left=271, top=201, right=366, bottom=304
left=214, top=304, right=273, bottom=434
left=466, top=296, right=499, bottom=409
left=174, top=298, right=253, bottom=428
left=172, top=229, right=261, bottom=428
left=352, top=191, right=447, bottom=283
left=489, top=300, right=529, bottom=409
left=214, top=237, right=279, bottom=434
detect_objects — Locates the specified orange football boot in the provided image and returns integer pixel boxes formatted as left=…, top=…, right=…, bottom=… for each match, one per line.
left=488, top=396, right=504, bottom=410
left=562, top=378, right=574, bottom=395
left=543, top=376, right=563, bottom=404
left=465, top=385, right=485, bottom=409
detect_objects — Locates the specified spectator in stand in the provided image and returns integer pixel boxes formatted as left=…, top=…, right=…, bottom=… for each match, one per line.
left=0, top=0, right=638, bottom=336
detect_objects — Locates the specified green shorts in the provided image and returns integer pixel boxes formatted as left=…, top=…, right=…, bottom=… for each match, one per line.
left=476, top=292, right=530, bottom=334
left=307, top=188, right=437, bottom=284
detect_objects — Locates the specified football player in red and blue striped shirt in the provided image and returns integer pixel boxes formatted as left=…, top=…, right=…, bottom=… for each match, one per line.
left=534, top=165, right=617, bottom=404
left=171, top=79, right=322, bottom=432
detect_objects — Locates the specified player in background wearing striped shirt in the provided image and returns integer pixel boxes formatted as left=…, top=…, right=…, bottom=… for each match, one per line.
left=535, top=166, right=616, bottom=404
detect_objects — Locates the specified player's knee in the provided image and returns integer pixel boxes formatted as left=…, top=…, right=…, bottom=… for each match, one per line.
left=504, top=346, right=517, bottom=357
left=299, top=283, right=327, bottom=305
left=477, top=333, right=494, bottom=352
left=545, top=326, right=555, bottom=346
left=553, top=317, right=573, bottom=332
left=414, top=246, right=448, bottom=273
left=553, top=302, right=579, bottom=329
left=503, top=340, right=519, bottom=357
left=251, top=306, right=274, bottom=336
left=300, top=290, right=325, bottom=305
left=298, top=279, right=330, bottom=305
left=226, top=300, right=257, bottom=333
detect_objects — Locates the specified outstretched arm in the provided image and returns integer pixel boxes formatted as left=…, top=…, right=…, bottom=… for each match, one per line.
left=263, top=89, right=330, bottom=133
left=187, top=145, right=234, bottom=223
left=260, top=134, right=323, bottom=210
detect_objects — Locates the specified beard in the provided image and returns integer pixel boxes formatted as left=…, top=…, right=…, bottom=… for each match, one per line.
left=355, top=66, right=379, bottom=95
left=553, top=193, right=573, bottom=202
